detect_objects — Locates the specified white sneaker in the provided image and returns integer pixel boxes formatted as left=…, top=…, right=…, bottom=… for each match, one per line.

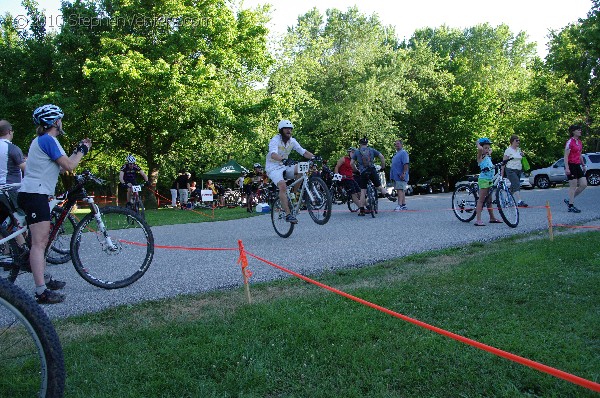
left=400, top=205, right=408, bottom=210
left=394, top=205, right=402, bottom=212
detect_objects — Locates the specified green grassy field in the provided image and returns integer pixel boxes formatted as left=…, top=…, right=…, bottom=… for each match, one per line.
left=49, top=231, right=599, bottom=397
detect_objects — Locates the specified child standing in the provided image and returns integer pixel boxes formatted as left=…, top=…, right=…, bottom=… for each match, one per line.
left=475, top=138, right=503, bottom=226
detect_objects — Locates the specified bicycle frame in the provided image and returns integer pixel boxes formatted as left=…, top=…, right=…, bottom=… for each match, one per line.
left=281, top=162, right=319, bottom=215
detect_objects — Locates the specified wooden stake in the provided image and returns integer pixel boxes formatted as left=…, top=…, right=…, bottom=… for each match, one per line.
left=546, top=200, right=553, bottom=241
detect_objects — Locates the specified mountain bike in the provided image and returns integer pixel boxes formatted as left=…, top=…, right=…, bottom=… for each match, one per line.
left=124, top=183, right=146, bottom=220
left=451, top=158, right=519, bottom=228
left=329, top=173, right=359, bottom=212
left=0, top=277, right=65, bottom=397
left=271, top=159, right=333, bottom=238
left=2, top=171, right=155, bottom=289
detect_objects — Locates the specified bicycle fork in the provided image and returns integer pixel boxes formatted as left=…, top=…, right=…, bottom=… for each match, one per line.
left=86, top=199, right=118, bottom=252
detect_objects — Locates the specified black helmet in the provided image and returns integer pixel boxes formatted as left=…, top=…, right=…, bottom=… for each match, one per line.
left=359, top=137, right=368, bottom=145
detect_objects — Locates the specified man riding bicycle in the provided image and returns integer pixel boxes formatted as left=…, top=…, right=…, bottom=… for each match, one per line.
left=265, top=120, right=316, bottom=224
left=119, top=155, right=149, bottom=208
left=351, top=137, right=392, bottom=216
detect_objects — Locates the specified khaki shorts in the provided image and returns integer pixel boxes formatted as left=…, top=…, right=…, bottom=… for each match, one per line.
left=393, top=180, right=408, bottom=191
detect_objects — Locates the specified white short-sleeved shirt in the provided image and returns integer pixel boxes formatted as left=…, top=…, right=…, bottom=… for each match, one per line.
left=265, top=134, right=306, bottom=172
left=503, top=146, right=523, bottom=170
left=19, top=134, right=67, bottom=195
left=0, top=139, right=26, bottom=184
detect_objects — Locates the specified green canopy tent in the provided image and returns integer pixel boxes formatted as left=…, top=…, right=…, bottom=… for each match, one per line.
left=201, top=160, right=249, bottom=182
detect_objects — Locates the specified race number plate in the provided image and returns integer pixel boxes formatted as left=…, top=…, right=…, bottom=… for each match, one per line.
left=131, top=185, right=142, bottom=193
left=298, top=162, right=310, bottom=174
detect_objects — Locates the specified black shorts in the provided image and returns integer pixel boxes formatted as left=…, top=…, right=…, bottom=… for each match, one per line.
left=358, top=167, right=382, bottom=189
left=342, top=178, right=360, bottom=195
left=568, top=163, right=585, bottom=180
left=17, top=192, right=50, bottom=225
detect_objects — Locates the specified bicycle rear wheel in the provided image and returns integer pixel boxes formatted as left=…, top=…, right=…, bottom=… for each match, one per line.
left=46, top=207, right=76, bottom=265
left=271, top=197, right=294, bottom=238
left=71, top=206, right=154, bottom=289
left=496, top=186, right=519, bottom=228
left=0, top=277, right=65, bottom=397
left=347, top=197, right=359, bottom=212
left=452, top=186, right=477, bottom=222
left=305, top=177, right=332, bottom=225
left=366, top=184, right=376, bottom=218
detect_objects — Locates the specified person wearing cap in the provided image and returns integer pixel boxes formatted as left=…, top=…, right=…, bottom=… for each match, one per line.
left=351, top=137, right=392, bottom=216
left=333, top=147, right=361, bottom=209
left=564, top=125, right=587, bottom=213
left=18, top=104, right=91, bottom=304
left=474, top=138, right=502, bottom=226
left=390, top=139, right=410, bottom=211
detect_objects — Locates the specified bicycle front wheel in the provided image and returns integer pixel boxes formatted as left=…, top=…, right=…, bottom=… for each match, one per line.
left=452, top=186, right=477, bottom=222
left=496, top=186, right=519, bottom=228
left=0, top=277, right=65, bottom=397
left=46, top=207, right=77, bottom=265
left=271, top=197, right=294, bottom=238
left=71, top=206, right=154, bottom=289
left=305, top=177, right=332, bottom=225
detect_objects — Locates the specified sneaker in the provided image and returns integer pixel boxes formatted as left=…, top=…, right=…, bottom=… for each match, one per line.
left=386, top=193, right=395, bottom=202
left=35, top=289, right=65, bottom=304
left=400, top=205, right=408, bottom=210
left=358, top=209, right=365, bottom=216
left=568, top=205, right=581, bottom=213
left=394, top=205, right=402, bottom=212
left=517, top=201, right=528, bottom=207
left=46, top=278, right=66, bottom=290
left=285, top=214, right=298, bottom=224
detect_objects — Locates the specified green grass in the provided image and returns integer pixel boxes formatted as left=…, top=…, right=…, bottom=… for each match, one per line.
left=50, top=231, right=600, bottom=397
left=71, top=205, right=258, bottom=227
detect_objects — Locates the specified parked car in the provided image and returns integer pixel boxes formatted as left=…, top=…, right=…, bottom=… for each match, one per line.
left=454, top=174, right=479, bottom=190
left=528, top=153, right=600, bottom=189
left=414, top=176, right=447, bottom=194
left=386, top=181, right=414, bottom=197
left=455, top=172, right=531, bottom=191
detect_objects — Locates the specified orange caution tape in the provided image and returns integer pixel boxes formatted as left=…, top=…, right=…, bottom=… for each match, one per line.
left=242, top=249, right=600, bottom=393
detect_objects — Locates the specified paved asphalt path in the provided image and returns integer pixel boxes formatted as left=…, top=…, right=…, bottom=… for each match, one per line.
left=14, top=185, right=599, bottom=319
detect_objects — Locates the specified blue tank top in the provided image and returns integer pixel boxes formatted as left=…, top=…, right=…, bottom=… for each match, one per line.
left=478, top=156, right=494, bottom=180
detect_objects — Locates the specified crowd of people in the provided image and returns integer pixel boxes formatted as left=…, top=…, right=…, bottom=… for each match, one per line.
left=0, top=104, right=592, bottom=304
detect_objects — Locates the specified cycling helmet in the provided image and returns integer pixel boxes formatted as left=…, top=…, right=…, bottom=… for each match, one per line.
left=253, top=163, right=262, bottom=169
left=359, top=137, right=368, bottom=145
left=478, top=137, right=492, bottom=145
left=277, top=120, right=293, bottom=131
left=126, top=154, right=136, bottom=163
left=32, top=104, right=64, bottom=128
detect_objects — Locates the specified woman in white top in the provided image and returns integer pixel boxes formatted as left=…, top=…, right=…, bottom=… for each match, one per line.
left=502, top=135, right=528, bottom=207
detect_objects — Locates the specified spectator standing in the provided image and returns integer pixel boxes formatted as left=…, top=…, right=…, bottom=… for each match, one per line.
left=474, top=138, right=503, bottom=226
left=390, top=139, right=410, bottom=211
left=170, top=171, right=182, bottom=208
left=564, top=125, right=587, bottom=213
left=175, top=171, right=191, bottom=209
left=502, top=135, right=528, bottom=207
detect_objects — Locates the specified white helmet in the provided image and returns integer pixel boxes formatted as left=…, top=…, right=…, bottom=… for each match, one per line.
left=126, top=154, right=136, bottom=163
left=277, top=120, right=293, bottom=132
